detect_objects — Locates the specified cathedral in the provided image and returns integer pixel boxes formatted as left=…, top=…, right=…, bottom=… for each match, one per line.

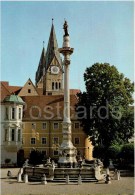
left=0, top=22, right=93, bottom=165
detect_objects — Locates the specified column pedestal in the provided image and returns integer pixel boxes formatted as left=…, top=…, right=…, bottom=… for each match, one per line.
left=58, top=122, right=77, bottom=167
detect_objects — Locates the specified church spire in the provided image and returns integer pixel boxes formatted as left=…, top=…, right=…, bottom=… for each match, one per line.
left=35, top=43, right=46, bottom=86
left=45, top=21, right=62, bottom=69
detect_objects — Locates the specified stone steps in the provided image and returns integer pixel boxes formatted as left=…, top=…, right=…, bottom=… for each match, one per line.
left=53, top=177, right=97, bottom=182
left=120, top=170, right=134, bottom=177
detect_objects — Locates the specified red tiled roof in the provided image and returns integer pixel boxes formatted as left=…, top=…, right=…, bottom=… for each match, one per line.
left=22, top=95, right=78, bottom=121
left=0, top=82, right=10, bottom=102
left=36, top=88, right=43, bottom=95
left=70, top=89, right=81, bottom=95
left=1, top=81, right=9, bottom=87
left=7, top=86, right=22, bottom=94
left=0, top=81, right=22, bottom=94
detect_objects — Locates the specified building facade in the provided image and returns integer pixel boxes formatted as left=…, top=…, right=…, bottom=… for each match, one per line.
left=0, top=22, right=93, bottom=165
left=1, top=95, right=24, bottom=164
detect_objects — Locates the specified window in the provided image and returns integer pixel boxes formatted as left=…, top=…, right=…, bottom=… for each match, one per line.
left=42, top=122, right=47, bottom=130
left=28, top=82, right=31, bottom=85
left=19, top=108, right=21, bottom=119
left=11, top=129, right=15, bottom=141
left=42, top=137, right=47, bottom=144
left=31, top=138, right=36, bottom=144
left=56, top=82, right=58, bottom=89
left=53, top=137, right=59, bottom=144
left=52, top=82, right=54, bottom=90
left=59, top=82, right=61, bottom=89
left=48, top=92, right=52, bottom=95
left=5, top=107, right=8, bottom=119
left=74, top=138, right=80, bottom=145
left=11, top=108, right=15, bottom=119
left=53, top=150, right=59, bottom=156
left=75, top=122, right=80, bottom=129
left=28, top=89, right=31, bottom=93
left=53, top=123, right=59, bottom=129
left=32, top=123, right=36, bottom=130
left=18, top=129, right=21, bottom=141
left=5, top=129, right=8, bottom=141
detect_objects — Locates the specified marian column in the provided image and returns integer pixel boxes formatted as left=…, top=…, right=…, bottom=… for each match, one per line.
left=58, top=21, right=77, bottom=167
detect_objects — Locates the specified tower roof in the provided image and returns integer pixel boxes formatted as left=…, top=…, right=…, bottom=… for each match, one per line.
left=3, top=94, right=25, bottom=104
left=35, top=46, right=46, bottom=85
left=45, top=24, right=62, bottom=69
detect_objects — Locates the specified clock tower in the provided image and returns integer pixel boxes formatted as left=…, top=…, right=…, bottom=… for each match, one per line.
left=35, top=21, right=64, bottom=95
left=43, top=22, right=63, bottom=95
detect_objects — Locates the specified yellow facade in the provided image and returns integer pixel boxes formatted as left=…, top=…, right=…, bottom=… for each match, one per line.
left=22, top=120, right=93, bottom=160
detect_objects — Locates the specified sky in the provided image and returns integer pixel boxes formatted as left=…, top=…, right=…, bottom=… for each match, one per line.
left=1, top=1, right=134, bottom=91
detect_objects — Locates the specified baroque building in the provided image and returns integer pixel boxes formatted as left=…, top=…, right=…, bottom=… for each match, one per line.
left=1, top=92, right=24, bottom=164
left=0, top=22, right=93, bottom=165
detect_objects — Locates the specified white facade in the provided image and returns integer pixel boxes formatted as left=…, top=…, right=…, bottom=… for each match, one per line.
left=1, top=103, right=23, bottom=165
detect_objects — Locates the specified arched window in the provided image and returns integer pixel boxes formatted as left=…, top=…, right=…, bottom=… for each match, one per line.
left=56, top=82, right=58, bottom=90
left=59, top=82, right=61, bottom=89
left=52, top=82, right=54, bottom=90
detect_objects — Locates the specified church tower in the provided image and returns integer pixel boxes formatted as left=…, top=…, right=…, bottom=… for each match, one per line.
left=35, top=46, right=46, bottom=88
left=43, top=22, right=63, bottom=95
left=35, top=21, right=63, bottom=95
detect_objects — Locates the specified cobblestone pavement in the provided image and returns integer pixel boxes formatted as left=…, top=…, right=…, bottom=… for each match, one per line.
left=0, top=168, right=134, bottom=195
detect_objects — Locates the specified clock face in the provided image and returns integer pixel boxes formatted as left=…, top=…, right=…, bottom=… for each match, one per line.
left=51, top=66, right=60, bottom=74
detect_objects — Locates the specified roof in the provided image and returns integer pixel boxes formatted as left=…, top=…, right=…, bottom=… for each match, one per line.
left=7, top=86, right=22, bottom=94
left=35, top=47, right=46, bottom=85
left=70, top=89, right=81, bottom=95
left=0, top=82, right=11, bottom=102
left=45, top=24, right=62, bottom=69
left=22, top=95, right=78, bottom=121
left=0, top=81, right=22, bottom=102
left=36, top=87, right=43, bottom=95
left=3, top=94, right=25, bottom=104
left=0, top=81, right=22, bottom=94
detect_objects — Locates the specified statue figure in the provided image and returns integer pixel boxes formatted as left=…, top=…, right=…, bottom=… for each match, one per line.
left=23, top=159, right=29, bottom=167
left=63, top=20, right=69, bottom=36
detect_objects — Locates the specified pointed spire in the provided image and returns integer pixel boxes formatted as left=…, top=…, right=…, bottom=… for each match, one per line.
left=45, top=20, right=62, bottom=69
left=35, top=43, right=46, bottom=85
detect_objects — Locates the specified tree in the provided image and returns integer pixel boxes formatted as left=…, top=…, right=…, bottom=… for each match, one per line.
left=93, top=145, right=105, bottom=159
left=120, top=143, right=134, bottom=162
left=76, top=63, right=134, bottom=149
left=29, top=148, right=43, bottom=165
left=17, top=149, right=25, bottom=167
